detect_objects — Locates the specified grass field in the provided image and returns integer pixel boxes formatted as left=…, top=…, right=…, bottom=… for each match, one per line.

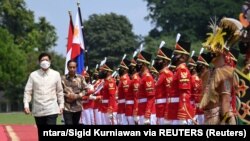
left=0, top=112, right=63, bottom=125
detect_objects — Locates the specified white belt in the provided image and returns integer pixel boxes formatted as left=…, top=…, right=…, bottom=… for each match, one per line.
left=155, top=98, right=166, bottom=104
left=167, top=97, right=179, bottom=103
left=126, top=100, right=134, bottom=105
left=138, top=98, right=147, bottom=103
left=102, top=99, right=109, bottom=103
left=118, top=99, right=125, bottom=104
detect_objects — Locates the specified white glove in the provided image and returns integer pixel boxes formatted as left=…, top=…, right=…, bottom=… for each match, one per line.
left=87, top=84, right=94, bottom=91
left=134, top=116, right=139, bottom=122
left=178, top=120, right=187, bottom=125
left=163, top=119, right=171, bottom=125
left=89, top=94, right=96, bottom=100
left=144, top=118, right=150, bottom=125
left=108, top=113, right=113, bottom=119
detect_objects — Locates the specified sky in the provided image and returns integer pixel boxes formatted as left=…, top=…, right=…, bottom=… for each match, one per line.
left=25, top=0, right=153, bottom=56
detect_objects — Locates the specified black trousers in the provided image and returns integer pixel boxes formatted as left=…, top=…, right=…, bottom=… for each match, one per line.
left=34, top=114, right=58, bottom=125
left=63, top=110, right=82, bottom=125
left=35, top=114, right=58, bottom=141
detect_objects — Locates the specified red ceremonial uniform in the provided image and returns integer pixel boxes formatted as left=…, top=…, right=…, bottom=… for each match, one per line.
left=126, top=73, right=140, bottom=116
left=191, top=74, right=203, bottom=115
left=100, top=76, right=117, bottom=114
left=93, top=79, right=103, bottom=110
left=166, top=63, right=193, bottom=120
left=117, top=73, right=130, bottom=114
left=138, top=70, right=155, bottom=119
left=155, top=67, right=173, bottom=118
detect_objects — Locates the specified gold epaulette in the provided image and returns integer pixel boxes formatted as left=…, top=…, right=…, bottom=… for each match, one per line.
left=133, top=74, right=138, bottom=80
left=195, top=75, right=200, bottom=81
left=146, top=72, right=151, bottom=77
left=121, top=75, right=126, bottom=79
left=177, top=63, right=186, bottom=70
left=107, top=77, right=114, bottom=82
left=163, top=69, right=171, bottom=75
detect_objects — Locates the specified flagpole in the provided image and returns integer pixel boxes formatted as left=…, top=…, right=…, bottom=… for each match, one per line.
left=77, top=2, right=92, bottom=84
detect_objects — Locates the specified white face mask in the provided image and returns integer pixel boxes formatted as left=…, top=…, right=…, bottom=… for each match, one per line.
left=40, top=60, right=51, bottom=69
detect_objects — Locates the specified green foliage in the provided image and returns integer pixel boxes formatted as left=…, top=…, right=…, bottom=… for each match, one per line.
left=0, top=112, right=63, bottom=124
left=35, top=17, right=58, bottom=52
left=144, top=34, right=203, bottom=59
left=0, top=0, right=63, bottom=103
left=0, top=28, right=27, bottom=101
left=144, top=0, right=246, bottom=68
left=0, top=0, right=35, bottom=41
left=50, top=51, right=65, bottom=75
left=0, top=0, right=58, bottom=52
left=84, top=13, right=138, bottom=69
left=145, top=0, right=244, bottom=41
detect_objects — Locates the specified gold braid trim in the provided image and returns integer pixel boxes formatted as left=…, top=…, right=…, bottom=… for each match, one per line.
left=200, top=66, right=234, bottom=109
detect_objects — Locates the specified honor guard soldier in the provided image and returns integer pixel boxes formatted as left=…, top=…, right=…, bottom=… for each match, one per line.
left=117, top=57, right=131, bottom=125
left=81, top=68, right=95, bottom=125
left=153, top=44, right=174, bottom=125
left=127, top=53, right=141, bottom=124
left=200, top=17, right=242, bottom=125
left=150, top=61, right=159, bottom=81
left=97, top=59, right=118, bottom=125
left=91, top=65, right=103, bottom=125
left=136, top=51, right=156, bottom=125
left=187, top=53, right=202, bottom=124
left=166, top=34, right=193, bottom=125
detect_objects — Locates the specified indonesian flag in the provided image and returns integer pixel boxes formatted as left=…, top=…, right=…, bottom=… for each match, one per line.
left=72, top=10, right=85, bottom=75
left=64, top=14, right=74, bottom=74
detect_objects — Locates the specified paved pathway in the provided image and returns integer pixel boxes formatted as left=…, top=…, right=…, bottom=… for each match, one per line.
left=0, top=125, right=38, bottom=141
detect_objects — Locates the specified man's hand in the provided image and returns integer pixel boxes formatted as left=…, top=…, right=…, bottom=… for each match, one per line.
left=163, top=119, right=171, bottom=125
left=108, top=113, right=113, bottom=119
left=89, top=94, right=97, bottom=100
left=24, top=108, right=30, bottom=114
left=134, top=116, right=139, bottom=123
left=87, top=84, right=94, bottom=91
left=59, top=108, right=63, bottom=115
left=66, top=93, right=77, bottom=103
left=144, top=118, right=150, bottom=125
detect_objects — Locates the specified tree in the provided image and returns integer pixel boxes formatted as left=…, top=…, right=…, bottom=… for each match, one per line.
left=144, top=34, right=202, bottom=59
left=50, top=51, right=65, bottom=75
left=0, top=0, right=63, bottom=106
left=145, top=0, right=244, bottom=41
left=0, top=28, right=27, bottom=101
left=0, top=0, right=34, bottom=42
left=0, top=0, right=58, bottom=52
left=84, top=13, right=139, bottom=69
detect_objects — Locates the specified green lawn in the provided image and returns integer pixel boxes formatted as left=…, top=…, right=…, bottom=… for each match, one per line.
left=0, top=112, right=63, bottom=125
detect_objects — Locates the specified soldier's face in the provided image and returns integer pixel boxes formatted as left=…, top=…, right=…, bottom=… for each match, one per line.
left=98, top=70, right=108, bottom=79
left=136, top=62, right=143, bottom=72
left=154, top=58, right=164, bottom=71
left=118, top=68, right=126, bottom=76
left=172, top=53, right=181, bottom=65
left=128, top=65, right=136, bottom=74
